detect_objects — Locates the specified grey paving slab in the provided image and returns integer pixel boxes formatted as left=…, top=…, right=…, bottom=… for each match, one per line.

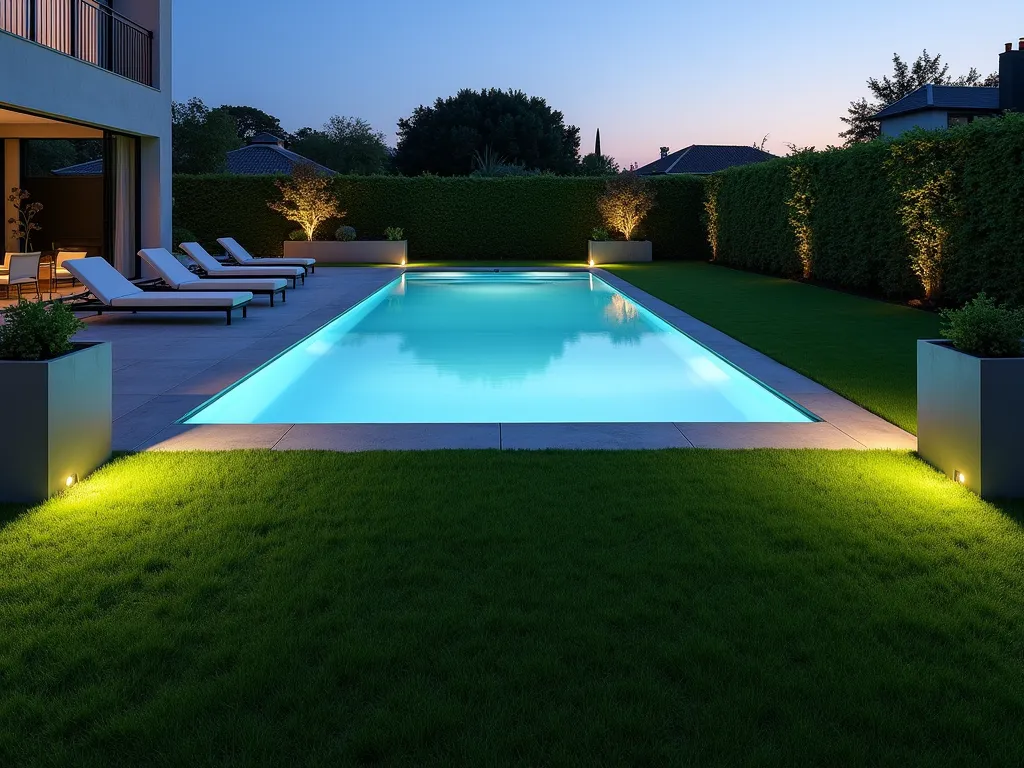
left=677, top=422, right=865, bottom=449
left=113, top=359, right=220, bottom=396
left=501, top=423, right=693, bottom=450
left=794, top=394, right=918, bottom=450
left=112, top=395, right=209, bottom=451
left=273, top=424, right=501, bottom=451
left=137, top=424, right=294, bottom=452
left=112, top=394, right=156, bottom=421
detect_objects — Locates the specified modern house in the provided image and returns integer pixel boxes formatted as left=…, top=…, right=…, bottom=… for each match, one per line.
left=1, top=0, right=172, bottom=277
left=635, top=145, right=776, bottom=176
left=873, top=39, right=1024, bottom=137
left=53, top=132, right=339, bottom=178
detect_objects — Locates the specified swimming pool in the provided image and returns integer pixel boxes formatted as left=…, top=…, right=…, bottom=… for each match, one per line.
left=184, top=271, right=815, bottom=424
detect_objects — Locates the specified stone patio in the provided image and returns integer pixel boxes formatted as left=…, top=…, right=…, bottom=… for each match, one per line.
left=69, top=266, right=917, bottom=452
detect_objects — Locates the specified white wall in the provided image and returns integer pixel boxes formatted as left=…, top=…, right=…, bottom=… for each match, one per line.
left=880, top=110, right=949, bottom=137
left=0, top=0, right=173, bottom=254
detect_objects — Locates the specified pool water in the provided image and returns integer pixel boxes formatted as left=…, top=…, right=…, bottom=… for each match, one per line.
left=184, top=272, right=814, bottom=424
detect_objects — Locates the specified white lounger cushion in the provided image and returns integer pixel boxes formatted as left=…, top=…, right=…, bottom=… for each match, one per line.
left=110, top=292, right=251, bottom=308
left=63, top=257, right=142, bottom=304
left=181, top=242, right=304, bottom=278
left=218, top=237, right=316, bottom=268
left=140, top=248, right=286, bottom=292
left=64, top=257, right=252, bottom=308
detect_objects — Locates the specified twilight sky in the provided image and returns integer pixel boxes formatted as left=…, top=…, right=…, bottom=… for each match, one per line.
left=173, top=0, right=1022, bottom=167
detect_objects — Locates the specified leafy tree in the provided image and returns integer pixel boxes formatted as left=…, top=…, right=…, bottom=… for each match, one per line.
left=394, top=88, right=581, bottom=176
left=268, top=163, right=343, bottom=240
left=597, top=174, right=656, bottom=241
left=578, top=153, right=619, bottom=176
left=172, top=98, right=242, bottom=174
left=290, top=116, right=391, bottom=175
left=220, top=105, right=287, bottom=142
left=840, top=51, right=1000, bottom=146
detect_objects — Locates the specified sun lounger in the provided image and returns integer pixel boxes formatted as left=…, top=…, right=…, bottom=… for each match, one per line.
left=140, top=248, right=287, bottom=306
left=218, top=237, right=316, bottom=273
left=180, top=242, right=305, bottom=287
left=63, top=257, right=252, bottom=325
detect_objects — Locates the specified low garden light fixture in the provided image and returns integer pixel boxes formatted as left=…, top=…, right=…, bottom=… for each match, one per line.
left=955, top=470, right=966, bottom=485
left=65, top=474, right=78, bottom=489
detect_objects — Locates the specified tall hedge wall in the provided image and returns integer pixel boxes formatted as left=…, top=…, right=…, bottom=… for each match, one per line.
left=710, top=114, right=1024, bottom=305
left=173, top=175, right=710, bottom=261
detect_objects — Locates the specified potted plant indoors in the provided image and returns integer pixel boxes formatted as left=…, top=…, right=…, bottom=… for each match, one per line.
left=917, top=293, right=1024, bottom=498
left=0, top=300, right=111, bottom=503
left=588, top=173, right=655, bottom=265
left=285, top=224, right=407, bottom=265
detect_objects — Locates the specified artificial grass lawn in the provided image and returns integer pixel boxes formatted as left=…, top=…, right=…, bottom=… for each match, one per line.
left=605, top=262, right=941, bottom=434
left=3, top=450, right=1024, bottom=765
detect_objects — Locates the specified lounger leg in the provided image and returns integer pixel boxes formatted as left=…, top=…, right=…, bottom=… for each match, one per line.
left=281, top=289, right=286, bottom=303
left=243, top=306, right=248, bottom=318
left=227, top=309, right=232, bottom=326
left=269, top=292, right=274, bottom=307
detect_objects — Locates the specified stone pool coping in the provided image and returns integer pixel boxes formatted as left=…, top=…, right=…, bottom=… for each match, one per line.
left=81, top=265, right=916, bottom=452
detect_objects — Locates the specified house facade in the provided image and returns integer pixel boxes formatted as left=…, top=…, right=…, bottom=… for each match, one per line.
left=1, top=0, right=172, bottom=277
left=873, top=39, right=1024, bottom=137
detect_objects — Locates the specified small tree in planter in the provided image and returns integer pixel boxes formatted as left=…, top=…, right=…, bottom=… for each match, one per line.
left=589, top=174, right=656, bottom=265
left=0, top=300, right=111, bottom=503
left=7, top=187, right=43, bottom=251
left=918, top=293, right=1024, bottom=498
left=268, top=164, right=343, bottom=242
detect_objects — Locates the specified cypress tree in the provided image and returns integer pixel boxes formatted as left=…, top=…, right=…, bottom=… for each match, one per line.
left=595, top=129, right=602, bottom=156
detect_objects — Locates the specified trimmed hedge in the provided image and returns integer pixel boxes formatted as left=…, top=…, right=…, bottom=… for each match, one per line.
left=173, top=175, right=711, bottom=261
left=710, top=114, right=1024, bottom=305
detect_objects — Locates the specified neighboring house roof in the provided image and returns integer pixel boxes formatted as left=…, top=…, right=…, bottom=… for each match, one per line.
left=51, top=158, right=104, bottom=176
left=225, top=133, right=337, bottom=176
left=51, top=135, right=338, bottom=177
left=635, top=145, right=777, bottom=176
left=225, top=143, right=337, bottom=176
left=871, top=84, right=1001, bottom=121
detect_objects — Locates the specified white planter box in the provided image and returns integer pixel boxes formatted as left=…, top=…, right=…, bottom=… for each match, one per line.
left=917, top=339, right=1024, bottom=498
left=284, top=240, right=407, bottom=265
left=0, top=342, right=112, bottom=503
left=588, top=240, right=652, bottom=265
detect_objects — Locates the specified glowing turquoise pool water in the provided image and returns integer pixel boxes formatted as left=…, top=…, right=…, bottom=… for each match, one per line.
left=184, top=272, right=814, bottom=424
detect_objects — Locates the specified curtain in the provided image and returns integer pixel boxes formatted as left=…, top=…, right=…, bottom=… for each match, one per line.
left=111, top=135, right=137, bottom=277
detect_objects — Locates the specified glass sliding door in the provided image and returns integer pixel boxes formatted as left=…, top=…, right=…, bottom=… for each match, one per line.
left=104, top=132, right=140, bottom=277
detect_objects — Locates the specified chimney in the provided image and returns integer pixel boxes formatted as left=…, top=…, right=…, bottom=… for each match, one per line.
left=1000, top=38, right=1024, bottom=111
left=659, top=146, right=669, bottom=159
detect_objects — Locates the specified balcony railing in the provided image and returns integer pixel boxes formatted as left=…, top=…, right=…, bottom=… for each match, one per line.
left=0, top=0, right=153, bottom=87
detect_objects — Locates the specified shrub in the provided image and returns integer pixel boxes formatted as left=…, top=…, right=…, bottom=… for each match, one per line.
left=940, top=293, right=1024, bottom=358
left=171, top=226, right=196, bottom=254
left=173, top=175, right=708, bottom=259
left=336, top=225, right=357, bottom=242
left=597, top=174, right=656, bottom=241
left=590, top=227, right=610, bottom=241
left=384, top=226, right=404, bottom=241
left=0, top=300, right=85, bottom=361
left=287, top=229, right=306, bottom=241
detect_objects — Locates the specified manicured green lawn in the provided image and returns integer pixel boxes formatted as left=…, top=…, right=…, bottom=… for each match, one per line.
left=3, top=450, right=1024, bottom=766
left=605, top=262, right=941, bottom=433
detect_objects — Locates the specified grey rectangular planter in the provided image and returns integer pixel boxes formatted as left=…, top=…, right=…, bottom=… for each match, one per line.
left=917, top=339, right=1024, bottom=498
left=284, top=240, right=407, bottom=265
left=0, top=342, right=112, bottom=504
left=588, top=240, right=652, bottom=265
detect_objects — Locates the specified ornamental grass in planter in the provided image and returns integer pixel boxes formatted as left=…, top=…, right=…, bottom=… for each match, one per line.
left=0, top=301, right=111, bottom=503
left=917, top=293, right=1024, bottom=498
